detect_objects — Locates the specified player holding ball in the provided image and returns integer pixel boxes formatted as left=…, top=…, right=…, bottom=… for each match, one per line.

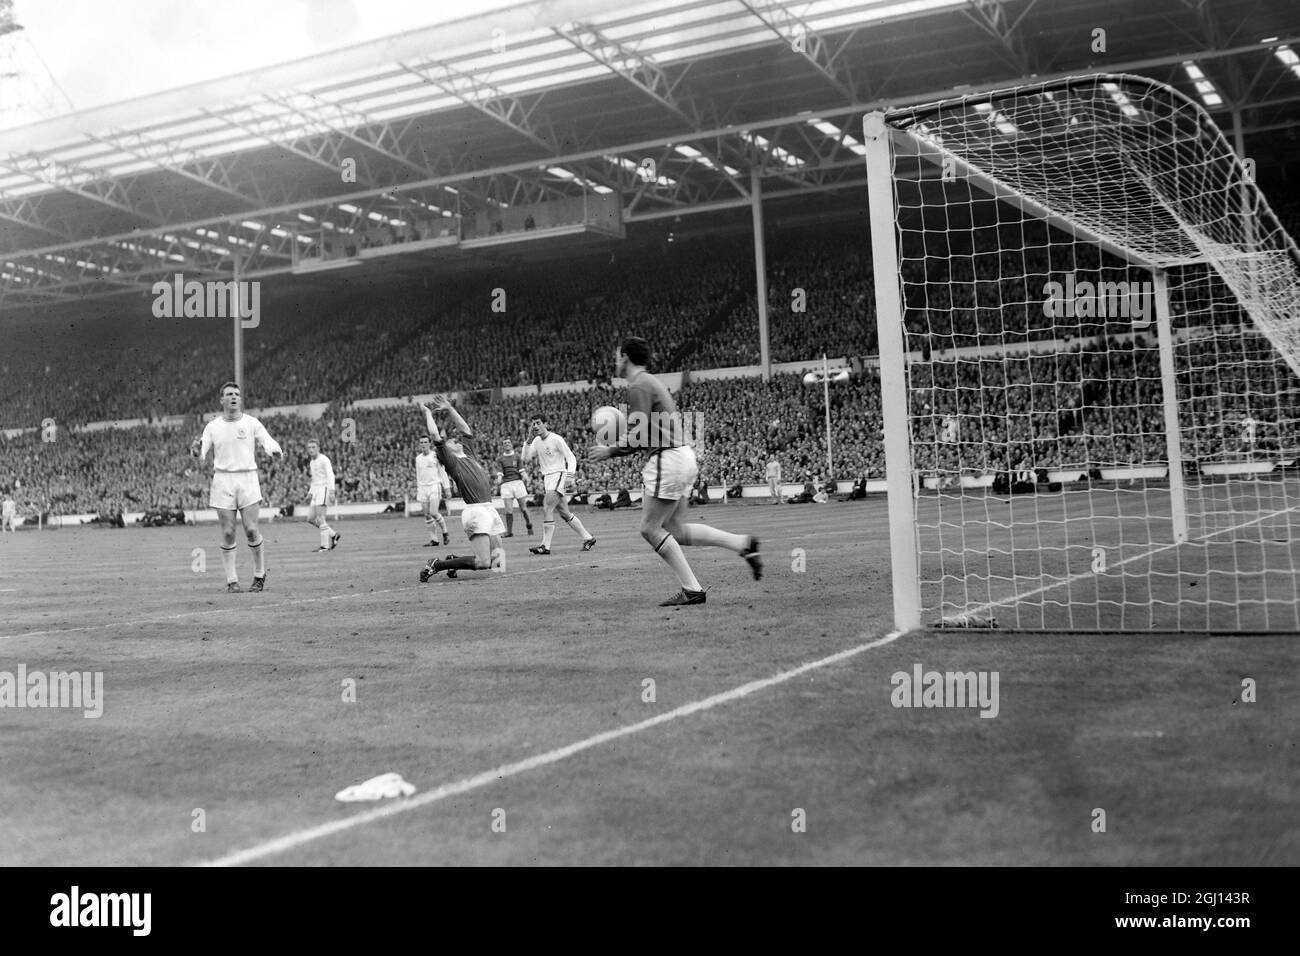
left=589, top=337, right=761, bottom=606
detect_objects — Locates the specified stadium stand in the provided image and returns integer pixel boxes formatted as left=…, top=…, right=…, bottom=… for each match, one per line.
left=5, top=204, right=1300, bottom=520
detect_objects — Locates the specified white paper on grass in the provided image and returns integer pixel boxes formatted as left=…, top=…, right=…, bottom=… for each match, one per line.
left=335, top=772, right=417, bottom=802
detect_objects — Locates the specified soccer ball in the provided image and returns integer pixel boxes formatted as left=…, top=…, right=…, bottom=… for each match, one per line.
left=590, top=405, right=625, bottom=445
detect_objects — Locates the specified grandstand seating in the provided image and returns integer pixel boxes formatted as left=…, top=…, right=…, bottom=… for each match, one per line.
left=4, top=205, right=1299, bottom=518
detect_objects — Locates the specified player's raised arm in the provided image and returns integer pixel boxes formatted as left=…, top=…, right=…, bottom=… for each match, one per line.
left=436, top=395, right=473, bottom=438
left=419, top=402, right=442, bottom=441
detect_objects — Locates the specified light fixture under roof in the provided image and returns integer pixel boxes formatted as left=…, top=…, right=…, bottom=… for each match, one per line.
left=1182, top=62, right=1224, bottom=107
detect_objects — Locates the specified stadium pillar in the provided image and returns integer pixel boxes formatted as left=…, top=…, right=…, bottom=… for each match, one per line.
left=822, top=353, right=834, bottom=477
left=232, top=254, right=244, bottom=393
left=751, top=167, right=771, bottom=382
left=862, top=111, right=921, bottom=632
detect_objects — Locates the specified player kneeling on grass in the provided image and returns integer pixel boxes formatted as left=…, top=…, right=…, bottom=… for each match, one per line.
left=190, top=381, right=283, bottom=593
left=417, top=396, right=505, bottom=581
left=588, top=337, right=762, bottom=606
left=305, top=440, right=341, bottom=552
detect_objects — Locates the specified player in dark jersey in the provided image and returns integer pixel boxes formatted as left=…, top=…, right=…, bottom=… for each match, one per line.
left=495, top=438, right=534, bottom=537
left=417, top=396, right=506, bottom=581
left=588, top=336, right=762, bottom=606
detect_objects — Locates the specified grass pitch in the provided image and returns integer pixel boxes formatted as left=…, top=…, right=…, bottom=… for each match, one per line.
left=0, top=496, right=1295, bottom=865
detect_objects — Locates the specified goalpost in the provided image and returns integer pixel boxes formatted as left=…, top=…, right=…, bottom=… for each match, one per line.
left=863, top=74, right=1300, bottom=632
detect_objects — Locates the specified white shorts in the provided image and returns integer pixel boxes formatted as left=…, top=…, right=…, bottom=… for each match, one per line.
left=210, top=471, right=263, bottom=511
left=642, top=446, right=698, bottom=502
left=309, top=485, right=330, bottom=507
left=499, top=479, right=528, bottom=501
left=543, top=472, right=569, bottom=494
left=417, top=484, right=443, bottom=511
left=461, top=502, right=506, bottom=538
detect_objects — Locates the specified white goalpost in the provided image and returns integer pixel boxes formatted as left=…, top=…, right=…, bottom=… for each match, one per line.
left=863, top=74, right=1300, bottom=632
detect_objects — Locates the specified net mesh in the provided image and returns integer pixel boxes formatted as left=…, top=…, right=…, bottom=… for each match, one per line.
left=880, top=74, right=1300, bottom=631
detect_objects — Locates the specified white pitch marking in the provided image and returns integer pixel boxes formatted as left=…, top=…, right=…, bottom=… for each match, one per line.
left=199, top=629, right=907, bottom=867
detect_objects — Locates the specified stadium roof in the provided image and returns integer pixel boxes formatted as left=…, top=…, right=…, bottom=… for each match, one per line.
left=2, top=0, right=1299, bottom=308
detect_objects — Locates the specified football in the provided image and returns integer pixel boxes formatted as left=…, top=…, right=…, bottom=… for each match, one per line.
left=589, top=405, right=625, bottom=445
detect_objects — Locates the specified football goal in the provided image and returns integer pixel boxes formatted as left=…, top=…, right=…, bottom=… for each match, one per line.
left=863, top=74, right=1300, bottom=632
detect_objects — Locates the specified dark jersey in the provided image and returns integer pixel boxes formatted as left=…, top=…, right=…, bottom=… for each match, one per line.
left=434, top=437, right=493, bottom=504
left=624, top=369, right=685, bottom=454
left=497, top=452, right=524, bottom=483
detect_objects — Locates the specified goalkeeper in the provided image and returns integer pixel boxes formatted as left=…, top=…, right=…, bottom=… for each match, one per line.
left=521, top=414, right=596, bottom=556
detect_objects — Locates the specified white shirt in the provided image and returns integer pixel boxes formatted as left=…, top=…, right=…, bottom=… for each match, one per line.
left=941, top=416, right=959, bottom=444
left=200, top=414, right=282, bottom=472
left=415, top=452, right=447, bottom=488
left=1, top=498, right=14, bottom=516
left=524, top=433, right=576, bottom=476
left=308, top=453, right=335, bottom=488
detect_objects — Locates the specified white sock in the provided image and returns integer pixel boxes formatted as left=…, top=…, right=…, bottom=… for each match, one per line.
left=564, top=513, right=592, bottom=540
left=654, top=533, right=702, bottom=591
left=221, top=545, right=238, bottom=583
left=249, top=535, right=265, bottom=576
left=542, top=521, right=555, bottom=548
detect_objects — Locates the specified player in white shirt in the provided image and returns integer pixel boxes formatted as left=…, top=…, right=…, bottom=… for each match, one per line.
left=941, top=414, right=959, bottom=444
left=1241, top=414, right=1258, bottom=446
left=305, top=440, right=341, bottom=553
left=521, top=415, right=595, bottom=555
left=764, top=456, right=783, bottom=504
left=415, top=435, right=451, bottom=547
left=1, top=494, right=16, bottom=532
left=190, top=381, right=283, bottom=592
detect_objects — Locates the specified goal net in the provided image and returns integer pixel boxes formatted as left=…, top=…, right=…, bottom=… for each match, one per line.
left=862, top=74, right=1300, bottom=632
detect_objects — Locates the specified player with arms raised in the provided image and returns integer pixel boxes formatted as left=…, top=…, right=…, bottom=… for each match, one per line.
left=305, top=439, right=340, bottom=552
left=521, top=415, right=596, bottom=555
left=190, top=382, right=283, bottom=592
left=415, top=435, right=451, bottom=547
left=417, top=396, right=505, bottom=581
left=496, top=438, right=534, bottom=537
left=589, top=337, right=761, bottom=605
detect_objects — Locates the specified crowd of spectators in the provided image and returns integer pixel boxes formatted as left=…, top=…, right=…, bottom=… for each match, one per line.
left=4, top=328, right=1298, bottom=521
left=8, top=209, right=1296, bottom=429
left=910, top=329, right=1300, bottom=478
left=5, top=202, right=1300, bottom=517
